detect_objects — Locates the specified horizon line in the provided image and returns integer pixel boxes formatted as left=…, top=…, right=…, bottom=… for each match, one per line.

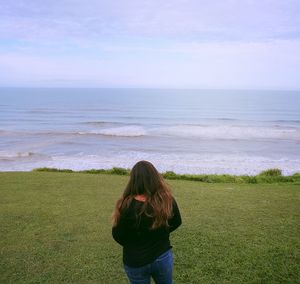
left=1, top=86, right=300, bottom=92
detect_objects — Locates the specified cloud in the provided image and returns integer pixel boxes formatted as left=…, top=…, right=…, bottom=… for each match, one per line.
left=1, top=0, right=300, bottom=41
left=0, top=1, right=300, bottom=88
left=1, top=39, right=299, bottom=89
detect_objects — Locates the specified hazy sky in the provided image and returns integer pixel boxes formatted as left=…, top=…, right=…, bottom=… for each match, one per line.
left=1, top=0, right=300, bottom=89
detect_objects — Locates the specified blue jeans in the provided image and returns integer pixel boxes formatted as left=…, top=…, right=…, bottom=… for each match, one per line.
left=124, top=249, right=173, bottom=284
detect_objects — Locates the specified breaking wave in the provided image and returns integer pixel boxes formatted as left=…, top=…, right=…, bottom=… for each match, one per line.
left=151, top=124, right=300, bottom=140
left=78, top=126, right=147, bottom=137
left=1, top=123, right=299, bottom=140
left=0, top=151, right=49, bottom=161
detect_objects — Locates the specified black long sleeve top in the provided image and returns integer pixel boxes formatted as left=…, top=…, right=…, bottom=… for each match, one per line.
left=112, top=197, right=182, bottom=267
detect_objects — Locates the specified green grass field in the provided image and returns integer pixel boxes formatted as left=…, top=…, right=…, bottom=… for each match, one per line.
left=1, top=172, right=299, bottom=283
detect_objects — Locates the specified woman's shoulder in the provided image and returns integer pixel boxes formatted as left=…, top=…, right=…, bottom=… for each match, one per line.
left=121, top=198, right=142, bottom=216
left=171, top=196, right=180, bottom=211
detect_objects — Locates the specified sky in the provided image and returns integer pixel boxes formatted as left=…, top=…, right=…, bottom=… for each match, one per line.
left=0, top=0, right=300, bottom=89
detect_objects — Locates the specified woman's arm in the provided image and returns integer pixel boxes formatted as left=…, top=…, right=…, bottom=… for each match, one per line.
left=112, top=207, right=132, bottom=246
left=168, top=198, right=182, bottom=233
left=112, top=225, right=125, bottom=246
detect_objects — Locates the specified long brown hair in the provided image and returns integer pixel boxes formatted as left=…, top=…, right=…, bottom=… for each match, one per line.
left=112, top=160, right=173, bottom=229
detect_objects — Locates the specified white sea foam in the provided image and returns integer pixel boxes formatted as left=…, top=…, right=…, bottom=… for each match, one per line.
left=0, top=127, right=147, bottom=138
left=1, top=151, right=299, bottom=176
left=0, top=151, right=48, bottom=160
left=78, top=126, right=147, bottom=137
left=150, top=125, right=300, bottom=140
left=48, top=153, right=300, bottom=176
left=2, top=124, right=299, bottom=140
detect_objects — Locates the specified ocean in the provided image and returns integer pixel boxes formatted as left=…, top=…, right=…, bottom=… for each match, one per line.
left=0, top=88, right=299, bottom=175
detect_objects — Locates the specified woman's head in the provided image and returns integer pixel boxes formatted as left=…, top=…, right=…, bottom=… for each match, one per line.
left=112, top=160, right=173, bottom=229
left=125, top=160, right=163, bottom=196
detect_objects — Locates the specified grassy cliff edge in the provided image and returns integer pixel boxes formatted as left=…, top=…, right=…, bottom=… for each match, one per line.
left=32, top=167, right=300, bottom=184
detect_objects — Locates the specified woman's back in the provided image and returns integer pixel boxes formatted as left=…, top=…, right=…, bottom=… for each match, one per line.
left=112, top=197, right=181, bottom=268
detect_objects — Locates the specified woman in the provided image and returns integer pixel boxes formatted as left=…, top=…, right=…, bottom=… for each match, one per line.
left=112, top=160, right=182, bottom=284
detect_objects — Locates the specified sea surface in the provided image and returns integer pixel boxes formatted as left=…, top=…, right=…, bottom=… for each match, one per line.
left=0, top=88, right=299, bottom=175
